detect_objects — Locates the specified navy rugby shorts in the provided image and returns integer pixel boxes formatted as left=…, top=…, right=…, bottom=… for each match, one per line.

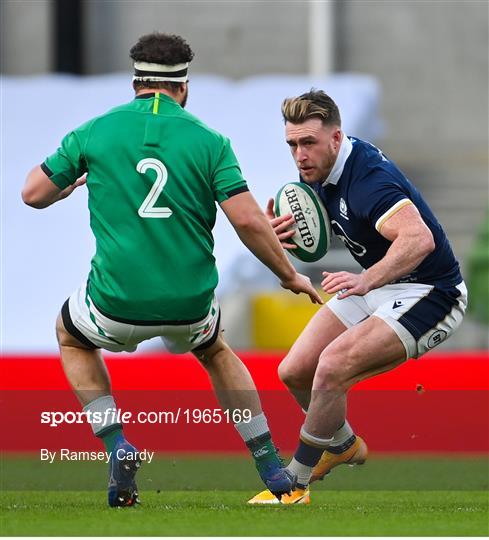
left=327, top=281, right=467, bottom=358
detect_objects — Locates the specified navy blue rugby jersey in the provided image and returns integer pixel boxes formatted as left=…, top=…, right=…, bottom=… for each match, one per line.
left=307, top=136, right=462, bottom=287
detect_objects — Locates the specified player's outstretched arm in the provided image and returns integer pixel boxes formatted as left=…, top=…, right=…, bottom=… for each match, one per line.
left=22, top=165, right=86, bottom=209
left=221, top=191, right=323, bottom=304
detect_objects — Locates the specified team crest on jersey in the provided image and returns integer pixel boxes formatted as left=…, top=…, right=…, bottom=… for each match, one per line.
left=339, top=198, right=349, bottom=220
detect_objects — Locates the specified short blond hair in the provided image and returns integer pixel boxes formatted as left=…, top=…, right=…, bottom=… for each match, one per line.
left=282, top=89, right=341, bottom=126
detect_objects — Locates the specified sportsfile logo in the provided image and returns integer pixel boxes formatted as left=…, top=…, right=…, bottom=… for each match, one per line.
left=40, top=408, right=252, bottom=426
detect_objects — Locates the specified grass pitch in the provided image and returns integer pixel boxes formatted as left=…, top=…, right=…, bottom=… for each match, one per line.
left=1, top=454, right=488, bottom=536
left=2, top=490, right=487, bottom=536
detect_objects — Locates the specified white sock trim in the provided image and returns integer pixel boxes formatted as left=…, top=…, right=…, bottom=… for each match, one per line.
left=300, top=426, right=334, bottom=448
left=330, top=420, right=355, bottom=446
left=287, top=457, right=313, bottom=487
left=234, top=412, right=269, bottom=442
left=83, top=395, right=119, bottom=436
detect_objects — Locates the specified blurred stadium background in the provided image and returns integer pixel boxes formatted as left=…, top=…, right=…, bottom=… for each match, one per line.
left=1, top=1, right=488, bottom=456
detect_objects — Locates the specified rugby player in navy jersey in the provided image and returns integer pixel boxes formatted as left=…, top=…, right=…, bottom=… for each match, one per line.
left=249, top=89, right=467, bottom=504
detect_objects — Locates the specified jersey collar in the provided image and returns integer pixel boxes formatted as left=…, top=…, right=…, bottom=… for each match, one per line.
left=136, top=92, right=159, bottom=99
left=135, top=92, right=177, bottom=104
left=321, top=133, right=353, bottom=186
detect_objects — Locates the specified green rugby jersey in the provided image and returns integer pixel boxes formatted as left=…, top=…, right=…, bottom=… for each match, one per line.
left=43, top=92, right=248, bottom=322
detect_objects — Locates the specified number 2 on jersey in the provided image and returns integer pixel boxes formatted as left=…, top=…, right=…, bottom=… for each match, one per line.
left=136, top=158, right=173, bottom=218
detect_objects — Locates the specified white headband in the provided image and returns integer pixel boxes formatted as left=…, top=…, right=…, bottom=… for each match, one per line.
left=133, top=61, right=189, bottom=82
left=134, top=61, right=189, bottom=72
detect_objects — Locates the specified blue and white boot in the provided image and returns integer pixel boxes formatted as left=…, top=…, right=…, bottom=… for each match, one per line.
left=259, top=462, right=297, bottom=500
left=107, top=440, right=141, bottom=507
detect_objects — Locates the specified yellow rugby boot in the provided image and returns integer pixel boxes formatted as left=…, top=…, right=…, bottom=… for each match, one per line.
left=248, top=486, right=310, bottom=505
left=310, top=436, right=368, bottom=483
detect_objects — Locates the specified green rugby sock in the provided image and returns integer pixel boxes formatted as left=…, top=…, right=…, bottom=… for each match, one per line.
left=98, top=427, right=125, bottom=453
left=235, top=412, right=282, bottom=475
left=247, top=433, right=282, bottom=473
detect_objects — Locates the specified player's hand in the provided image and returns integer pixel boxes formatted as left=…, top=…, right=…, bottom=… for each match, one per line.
left=265, top=198, right=297, bottom=250
left=281, top=272, right=324, bottom=304
left=56, top=174, right=87, bottom=202
left=321, top=271, right=371, bottom=299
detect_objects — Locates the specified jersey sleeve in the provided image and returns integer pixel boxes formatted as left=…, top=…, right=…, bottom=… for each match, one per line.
left=352, top=170, right=413, bottom=232
left=42, top=128, right=88, bottom=190
left=211, top=138, right=249, bottom=204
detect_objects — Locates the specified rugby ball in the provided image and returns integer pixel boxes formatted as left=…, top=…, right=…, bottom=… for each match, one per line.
left=274, top=182, right=331, bottom=262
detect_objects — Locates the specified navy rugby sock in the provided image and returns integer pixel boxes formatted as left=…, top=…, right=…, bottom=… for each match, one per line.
left=328, top=434, right=357, bottom=454
left=286, top=429, right=333, bottom=488
left=327, top=420, right=356, bottom=452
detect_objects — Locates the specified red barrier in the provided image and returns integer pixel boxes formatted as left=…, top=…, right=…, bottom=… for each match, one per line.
left=1, top=351, right=488, bottom=452
left=2, top=350, right=488, bottom=390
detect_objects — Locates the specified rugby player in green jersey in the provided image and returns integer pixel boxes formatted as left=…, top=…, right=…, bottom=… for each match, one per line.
left=22, top=32, right=322, bottom=507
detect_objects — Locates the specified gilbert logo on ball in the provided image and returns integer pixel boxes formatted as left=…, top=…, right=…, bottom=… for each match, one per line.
left=274, top=182, right=331, bottom=262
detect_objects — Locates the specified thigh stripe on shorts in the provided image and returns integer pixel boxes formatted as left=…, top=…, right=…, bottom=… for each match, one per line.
left=192, top=310, right=222, bottom=351
left=61, top=299, right=99, bottom=349
left=84, top=290, right=125, bottom=345
left=397, top=286, right=460, bottom=340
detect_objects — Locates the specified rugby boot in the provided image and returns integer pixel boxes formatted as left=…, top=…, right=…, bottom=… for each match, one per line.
left=259, top=465, right=297, bottom=500
left=108, top=440, right=141, bottom=507
left=310, top=435, right=368, bottom=483
left=248, top=485, right=310, bottom=505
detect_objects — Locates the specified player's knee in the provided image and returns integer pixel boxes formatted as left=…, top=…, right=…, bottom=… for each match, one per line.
left=314, top=349, right=349, bottom=391
left=278, top=355, right=311, bottom=390
left=314, top=362, right=346, bottom=391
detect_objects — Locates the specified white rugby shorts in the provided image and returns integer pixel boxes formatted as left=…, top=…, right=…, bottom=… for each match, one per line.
left=326, top=281, right=467, bottom=359
left=61, top=283, right=221, bottom=354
